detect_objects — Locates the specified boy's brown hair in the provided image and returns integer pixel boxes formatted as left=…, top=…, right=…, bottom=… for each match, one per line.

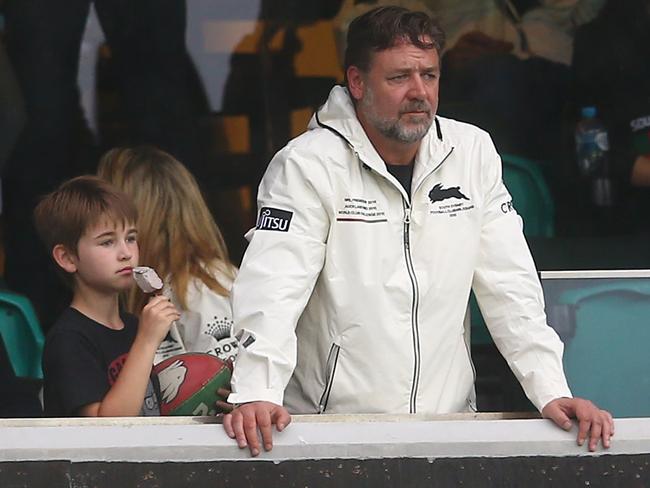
left=33, top=175, right=138, bottom=285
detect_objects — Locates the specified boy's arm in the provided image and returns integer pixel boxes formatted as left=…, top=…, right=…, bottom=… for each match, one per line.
left=78, top=296, right=179, bottom=417
left=77, top=334, right=157, bottom=416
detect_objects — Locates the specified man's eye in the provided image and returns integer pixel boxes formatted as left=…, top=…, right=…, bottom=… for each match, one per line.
left=422, top=73, right=437, bottom=81
left=390, top=74, right=408, bottom=81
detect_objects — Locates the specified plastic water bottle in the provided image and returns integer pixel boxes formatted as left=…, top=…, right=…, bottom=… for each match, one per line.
left=575, top=106, right=613, bottom=207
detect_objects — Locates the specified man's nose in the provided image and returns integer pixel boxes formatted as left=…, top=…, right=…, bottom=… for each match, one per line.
left=407, top=74, right=427, bottom=99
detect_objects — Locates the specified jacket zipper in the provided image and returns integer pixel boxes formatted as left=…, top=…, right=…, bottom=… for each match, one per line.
left=349, top=146, right=455, bottom=413
left=318, top=343, right=341, bottom=413
left=402, top=147, right=455, bottom=413
left=402, top=201, right=421, bottom=413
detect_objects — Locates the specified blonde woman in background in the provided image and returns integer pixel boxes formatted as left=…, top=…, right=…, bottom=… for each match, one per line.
left=98, top=146, right=238, bottom=365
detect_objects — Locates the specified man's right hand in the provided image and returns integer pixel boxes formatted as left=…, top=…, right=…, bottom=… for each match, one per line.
left=222, top=401, right=291, bottom=457
left=139, top=295, right=179, bottom=345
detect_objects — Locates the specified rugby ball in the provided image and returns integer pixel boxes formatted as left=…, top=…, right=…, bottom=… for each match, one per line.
left=152, top=353, right=232, bottom=416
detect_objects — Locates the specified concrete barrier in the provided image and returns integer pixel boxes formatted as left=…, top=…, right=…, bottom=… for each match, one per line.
left=1, top=413, right=649, bottom=487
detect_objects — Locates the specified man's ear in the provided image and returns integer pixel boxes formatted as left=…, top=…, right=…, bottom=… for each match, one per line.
left=52, top=244, right=78, bottom=274
left=346, top=65, right=366, bottom=101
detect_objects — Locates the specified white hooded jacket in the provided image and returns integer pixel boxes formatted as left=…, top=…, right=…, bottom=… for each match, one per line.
left=229, top=85, right=571, bottom=414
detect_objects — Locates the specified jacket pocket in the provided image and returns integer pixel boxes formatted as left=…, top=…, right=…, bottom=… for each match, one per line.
left=318, top=343, right=341, bottom=413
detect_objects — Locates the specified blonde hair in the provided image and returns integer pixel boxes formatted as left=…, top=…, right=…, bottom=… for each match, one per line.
left=97, top=146, right=234, bottom=313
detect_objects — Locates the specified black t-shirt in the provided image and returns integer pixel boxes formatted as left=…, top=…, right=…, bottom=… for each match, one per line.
left=386, top=162, right=414, bottom=198
left=43, top=307, right=160, bottom=417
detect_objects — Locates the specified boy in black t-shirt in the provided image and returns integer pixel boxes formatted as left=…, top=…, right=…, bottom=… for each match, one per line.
left=34, top=176, right=180, bottom=417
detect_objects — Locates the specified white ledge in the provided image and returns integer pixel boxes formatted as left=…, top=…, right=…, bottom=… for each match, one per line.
left=1, top=413, right=648, bottom=463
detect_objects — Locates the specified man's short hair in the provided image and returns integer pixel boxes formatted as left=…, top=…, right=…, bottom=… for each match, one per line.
left=34, top=175, right=137, bottom=262
left=344, top=6, right=445, bottom=77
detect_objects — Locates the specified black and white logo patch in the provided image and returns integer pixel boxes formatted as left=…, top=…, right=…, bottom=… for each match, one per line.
left=428, top=183, right=469, bottom=204
left=428, top=183, right=474, bottom=217
left=257, top=207, right=293, bottom=232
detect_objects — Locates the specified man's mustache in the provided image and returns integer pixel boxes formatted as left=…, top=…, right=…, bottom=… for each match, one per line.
left=400, top=100, right=432, bottom=115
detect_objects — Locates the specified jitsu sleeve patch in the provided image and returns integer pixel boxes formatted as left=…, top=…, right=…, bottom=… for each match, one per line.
left=256, top=207, right=293, bottom=232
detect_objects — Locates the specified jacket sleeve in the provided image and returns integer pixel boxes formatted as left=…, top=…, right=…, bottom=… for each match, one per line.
left=471, top=133, right=572, bottom=411
left=228, top=144, right=330, bottom=405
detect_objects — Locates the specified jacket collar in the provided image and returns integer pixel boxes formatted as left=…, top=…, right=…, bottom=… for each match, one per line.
left=310, top=86, right=453, bottom=185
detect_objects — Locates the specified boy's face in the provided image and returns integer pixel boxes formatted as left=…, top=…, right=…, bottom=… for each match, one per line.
left=71, top=219, right=139, bottom=294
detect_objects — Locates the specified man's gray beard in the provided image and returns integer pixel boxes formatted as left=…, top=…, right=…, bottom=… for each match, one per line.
left=372, top=114, right=432, bottom=143
left=360, top=90, right=433, bottom=144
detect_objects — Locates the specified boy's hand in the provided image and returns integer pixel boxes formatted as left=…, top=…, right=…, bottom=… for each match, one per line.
left=216, top=387, right=235, bottom=414
left=138, top=295, right=180, bottom=345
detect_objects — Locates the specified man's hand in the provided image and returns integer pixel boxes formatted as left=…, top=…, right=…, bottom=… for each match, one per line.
left=222, top=401, right=291, bottom=457
left=542, top=397, right=614, bottom=451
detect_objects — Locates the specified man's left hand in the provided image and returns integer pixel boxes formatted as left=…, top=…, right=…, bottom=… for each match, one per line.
left=542, top=397, right=614, bottom=451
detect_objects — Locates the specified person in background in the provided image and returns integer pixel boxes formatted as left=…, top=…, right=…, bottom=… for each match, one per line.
left=0, top=33, right=24, bottom=281
left=223, top=6, right=613, bottom=457
left=571, top=0, right=650, bottom=235
left=2, top=0, right=205, bottom=332
left=0, top=35, right=41, bottom=419
left=334, top=0, right=606, bottom=160
left=35, top=176, right=179, bottom=416
left=0, top=38, right=25, bottom=175
left=98, top=146, right=238, bottom=365
left=335, top=0, right=605, bottom=66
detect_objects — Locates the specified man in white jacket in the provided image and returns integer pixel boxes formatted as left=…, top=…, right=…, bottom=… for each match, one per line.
left=223, top=6, right=613, bottom=456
